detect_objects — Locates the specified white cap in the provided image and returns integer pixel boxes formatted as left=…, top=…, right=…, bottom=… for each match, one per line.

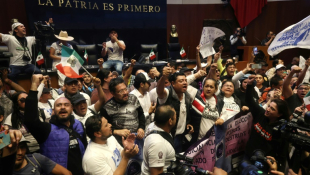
left=11, top=22, right=23, bottom=34
left=193, top=63, right=208, bottom=70
left=275, top=64, right=286, bottom=70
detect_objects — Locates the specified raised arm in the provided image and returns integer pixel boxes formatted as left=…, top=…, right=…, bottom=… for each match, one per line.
left=196, top=45, right=202, bottom=71
left=296, top=58, right=310, bottom=87
left=101, top=42, right=107, bottom=57
left=232, top=63, right=253, bottom=89
left=123, top=59, right=136, bottom=86
left=24, top=74, right=51, bottom=144
left=93, top=77, right=106, bottom=112
left=246, top=75, right=265, bottom=116
left=157, top=66, right=171, bottom=99
left=283, top=66, right=302, bottom=99
left=206, top=63, right=218, bottom=80
left=1, top=69, right=26, bottom=93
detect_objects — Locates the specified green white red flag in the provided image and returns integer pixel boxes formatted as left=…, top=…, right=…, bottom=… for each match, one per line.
left=36, top=52, right=44, bottom=66
left=56, top=46, right=84, bottom=78
left=180, top=47, right=186, bottom=58
left=149, top=49, right=156, bottom=60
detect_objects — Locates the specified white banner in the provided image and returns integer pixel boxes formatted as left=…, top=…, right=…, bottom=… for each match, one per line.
left=268, top=15, right=310, bottom=56
left=199, top=27, right=225, bottom=58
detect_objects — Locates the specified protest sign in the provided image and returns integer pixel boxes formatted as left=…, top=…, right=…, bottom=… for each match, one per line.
left=268, top=15, right=310, bottom=56
left=199, top=27, right=225, bottom=58
left=185, top=112, right=253, bottom=173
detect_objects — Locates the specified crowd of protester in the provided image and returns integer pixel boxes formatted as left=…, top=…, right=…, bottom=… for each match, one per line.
left=0, top=22, right=309, bottom=175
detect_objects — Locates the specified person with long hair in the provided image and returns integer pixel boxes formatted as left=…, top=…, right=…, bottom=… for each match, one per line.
left=3, top=92, right=42, bottom=153
left=243, top=75, right=289, bottom=172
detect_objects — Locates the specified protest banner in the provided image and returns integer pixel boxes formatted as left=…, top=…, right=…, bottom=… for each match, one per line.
left=199, top=27, right=225, bottom=58
left=185, top=112, right=253, bottom=173
left=268, top=15, right=310, bottom=56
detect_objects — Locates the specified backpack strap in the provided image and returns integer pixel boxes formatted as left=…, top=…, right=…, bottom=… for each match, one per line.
left=26, top=154, right=42, bottom=174
left=147, top=130, right=174, bottom=148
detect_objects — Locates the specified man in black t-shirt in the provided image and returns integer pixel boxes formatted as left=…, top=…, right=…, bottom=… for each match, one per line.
left=261, top=31, right=275, bottom=46
left=13, top=137, right=71, bottom=175
left=220, top=63, right=236, bottom=81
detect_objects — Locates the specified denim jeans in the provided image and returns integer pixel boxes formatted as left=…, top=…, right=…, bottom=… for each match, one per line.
left=8, top=64, right=41, bottom=83
left=102, top=60, right=124, bottom=74
left=174, top=134, right=184, bottom=154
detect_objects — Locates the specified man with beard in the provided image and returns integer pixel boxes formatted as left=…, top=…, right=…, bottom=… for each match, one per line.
left=24, top=74, right=87, bottom=175
left=157, top=68, right=194, bottom=153
left=100, top=77, right=145, bottom=146
left=57, top=77, right=91, bottom=106
left=12, top=137, right=72, bottom=175
left=283, top=65, right=310, bottom=115
left=82, top=115, right=139, bottom=175
left=0, top=23, right=41, bottom=82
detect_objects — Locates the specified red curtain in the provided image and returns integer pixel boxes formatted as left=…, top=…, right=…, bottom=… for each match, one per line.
left=230, top=0, right=267, bottom=28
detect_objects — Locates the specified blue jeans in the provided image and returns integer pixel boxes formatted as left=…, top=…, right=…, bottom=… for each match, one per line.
left=8, top=64, right=41, bottom=83
left=102, top=60, right=124, bottom=74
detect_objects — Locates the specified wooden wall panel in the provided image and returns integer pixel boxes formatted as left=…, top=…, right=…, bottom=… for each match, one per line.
left=167, top=0, right=310, bottom=63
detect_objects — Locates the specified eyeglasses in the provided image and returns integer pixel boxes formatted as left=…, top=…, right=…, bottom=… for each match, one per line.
left=117, top=88, right=128, bottom=95
left=18, top=98, right=26, bottom=103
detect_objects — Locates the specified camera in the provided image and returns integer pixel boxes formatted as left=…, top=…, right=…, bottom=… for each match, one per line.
left=236, top=28, right=246, bottom=37
left=160, top=154, right=210, bottom=175
left=239, top=150, right=273, bottom=175
left=34, top=21, right=54, bottom=40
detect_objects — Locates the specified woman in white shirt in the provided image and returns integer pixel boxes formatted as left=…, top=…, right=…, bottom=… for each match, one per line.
left=215, top=80, right=241, bottom=125
left=49, top=31, right=74, bottom=86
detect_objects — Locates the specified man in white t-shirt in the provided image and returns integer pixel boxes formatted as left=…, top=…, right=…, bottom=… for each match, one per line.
left=0, top=23, right=41, bottom=82
left=141, top=105, right=177, bottom=175
left=83, top=115, right=139, bottom=175
left=101, top=29, right=126, bottom=74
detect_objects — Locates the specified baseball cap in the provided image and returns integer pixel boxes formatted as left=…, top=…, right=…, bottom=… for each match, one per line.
left=179, top=67, right=194, bottom=74
left=20, top=136, right=30, bottom=144
left=135, top=72, right=153, bottom=85
left=239, top=74, right=251, bottom=81
left=276, top=64, right=286, bottom=70
left=11, top=22, right=23, bottom=34
left=64, top=77, right=78, bottom=85
left=122, top=63, right=130, bottom=71
left=71, top=94, right=86, bottom=105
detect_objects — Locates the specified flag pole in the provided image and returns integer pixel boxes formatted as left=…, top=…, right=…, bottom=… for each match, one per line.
left=81, top=66, right=94, bottom=79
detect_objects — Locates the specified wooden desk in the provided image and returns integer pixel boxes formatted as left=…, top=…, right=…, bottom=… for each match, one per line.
left=237, top=46, right=273, bottom=69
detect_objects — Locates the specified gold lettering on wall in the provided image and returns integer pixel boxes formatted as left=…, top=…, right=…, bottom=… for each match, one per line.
left=109, top=3, right=114, bottom=11
left=155, top=6, right=160, bottom=12
left=65, top=0, right=72, bottom=7
left=89, top=2, right=91, bottom=9
left=38, top=0, right=45, bottom=5
left=93, top=2, right=98, bottom=10
left=118, top=4, right=122, bottom=11
left=46, top=0, right=53, bottom=6
left=103, top=3, right=108, bottom=10
left=149, top=6, right=154, bottom=12
left=143, top=5, right=147, bottom=12
left=131, top=5, right=134, bottom=12
left=134, top=5, right=141, bottom=12
left=124, top=4, right=129, bottom=12
left=73, top=0, right=79, bottom=8
left=59, top=0, right=64, bottom=7
left=80, top=1, right=87, bottom=9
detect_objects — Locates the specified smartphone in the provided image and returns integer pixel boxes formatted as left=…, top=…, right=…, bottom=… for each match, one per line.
left=253, top=47, right=258, bottom=55
left=251, top=64, right=262, bottom=69
left=0, top=130, right=11, bottom=149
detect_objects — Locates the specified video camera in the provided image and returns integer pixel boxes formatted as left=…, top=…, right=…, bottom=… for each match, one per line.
left=236, top=28, right=246, bottom=37
left=160, top=154, right=211, bottom=175
left=239, top=150, right=274, bottom=175
left=33, top=21, right=54, bottom=40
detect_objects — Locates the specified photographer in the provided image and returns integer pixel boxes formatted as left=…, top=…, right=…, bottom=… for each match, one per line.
left=0, top=23, right=42, bottom=82
left=141, top=105, right=176, bottom=175
left=230, top=27, right=247, bottom=59
left=261, top=31, right=276, bottom=46
left=244, top=75, right=289, bottom=172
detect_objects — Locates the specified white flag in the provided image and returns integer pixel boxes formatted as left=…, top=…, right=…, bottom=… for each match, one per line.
left=268, top=15, right=310, bottom=56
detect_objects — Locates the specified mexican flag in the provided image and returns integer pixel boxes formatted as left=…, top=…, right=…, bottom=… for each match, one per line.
left=180, top=47, right=186, bottom=58
left=149, top=49, right=156, bottom=60
left=304, top=91, right=310, bottom=111
left=84, top=48, right=88, bottom=62
left=36, top=52, right=44, bottom=66
left=56, top=46, right=84, bottom=78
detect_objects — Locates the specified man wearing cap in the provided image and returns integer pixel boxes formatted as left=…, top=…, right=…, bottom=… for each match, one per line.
left=38, top=86, right=54, bottom=121
left=72, top=78, right=105, bottom=134
left=50, top=31, right=74, bottom=87
left=283, top=61, right=310, bottom=115
left=101, top=29, right=126, bottom=74
left=56, top=77, right=91, bottom=106
left=24, top=74, right=87, bottom=175
left=266, top=59, right=284, bottom=80
left=119, top=62, right=135, bottom=88
left=13, top=136, right=72, bottom=175
left=274, top=64, right=287, bottom=79
left=130, top=73, right=156, bottom=128
left=100, top=77, right=145, bottom=146
left=0, top=23, right=41, bottom=82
